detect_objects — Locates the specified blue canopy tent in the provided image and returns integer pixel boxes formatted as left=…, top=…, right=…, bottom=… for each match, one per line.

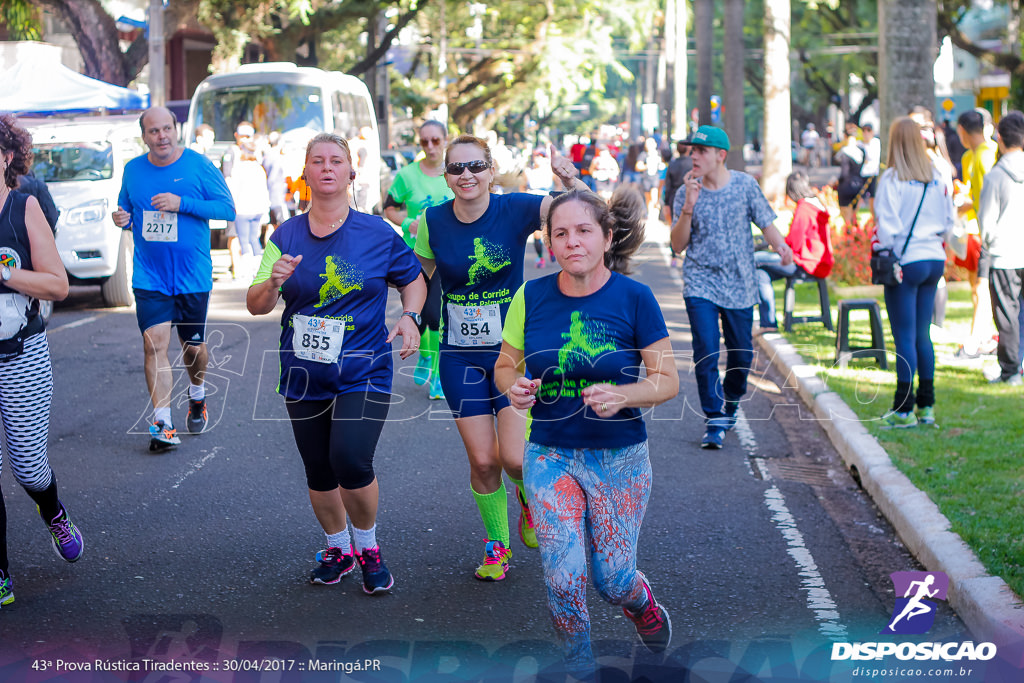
left=0, top=60, right=148, bottom=115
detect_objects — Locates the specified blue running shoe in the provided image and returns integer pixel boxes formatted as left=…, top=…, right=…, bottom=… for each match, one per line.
left=356, top=546, right=394, bottom=594
left=428, top=374, right=445, bottom=400
left=413, top=354, right=432, bottom=386
left=701, top=427, right=724, bottom=450
left=310, top=546, right=356, bottom=584
left=0, top=572, right=13, bottom=607
left=149, top=421, right=180, bottom=452
left=39, top=502, right=83, bottom=563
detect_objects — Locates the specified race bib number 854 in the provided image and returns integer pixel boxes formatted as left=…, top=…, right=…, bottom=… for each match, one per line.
left=447, top=303, right=502, bottom=347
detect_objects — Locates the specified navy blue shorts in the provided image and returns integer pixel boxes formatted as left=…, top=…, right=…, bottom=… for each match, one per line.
left=134, top=289, right=210, bottom=345
left=438, top=347, right=510, bottom=419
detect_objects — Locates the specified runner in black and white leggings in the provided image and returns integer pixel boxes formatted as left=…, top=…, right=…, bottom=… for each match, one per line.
left=0, top=114, right=82, bottom=609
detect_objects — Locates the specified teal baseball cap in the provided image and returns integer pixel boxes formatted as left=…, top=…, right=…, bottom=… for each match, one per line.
left=687, top=125, right=730, bottom=151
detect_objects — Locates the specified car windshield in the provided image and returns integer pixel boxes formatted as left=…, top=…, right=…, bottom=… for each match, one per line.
left=193, top=83, right=325, bottom=140
left=31, top=142, right=114, bottom=182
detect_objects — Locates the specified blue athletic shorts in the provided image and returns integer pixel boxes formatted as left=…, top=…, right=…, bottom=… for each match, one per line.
left=134, top=289, right=210, bottom=345
left=438, top=347, right=510, bottom=419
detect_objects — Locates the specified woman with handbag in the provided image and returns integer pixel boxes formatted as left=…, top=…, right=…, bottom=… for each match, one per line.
left=872, top=117, right=955, bottom=428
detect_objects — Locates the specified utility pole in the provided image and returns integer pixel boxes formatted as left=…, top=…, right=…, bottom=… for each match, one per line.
left=761, top=0, right=792, bottom=201
left=665, top=0, right=688, bottom=140
left=148, top=0, right=164, bottom=107
left=695, top=0, right=713, bottom=126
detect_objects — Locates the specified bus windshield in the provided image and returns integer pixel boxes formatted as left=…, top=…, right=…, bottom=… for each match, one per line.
left=193, top=83, right=325, bottom=140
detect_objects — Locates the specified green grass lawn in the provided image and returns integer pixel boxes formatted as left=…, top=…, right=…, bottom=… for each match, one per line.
left=777, top=280, right=1024, bottom=600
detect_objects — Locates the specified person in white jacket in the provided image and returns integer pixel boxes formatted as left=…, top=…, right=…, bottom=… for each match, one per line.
left=976, top=110, right=1024, bottom=386
left=873, top=117, right=955, bottom=428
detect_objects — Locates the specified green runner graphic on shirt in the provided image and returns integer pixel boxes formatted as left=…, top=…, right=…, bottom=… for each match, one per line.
left=466, top=237, right=510, bottom=286
left=316, top=256, right=364, bottom=308
left=557, top=311, right=618, bottom=374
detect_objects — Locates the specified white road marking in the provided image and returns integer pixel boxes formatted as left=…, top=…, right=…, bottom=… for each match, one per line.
left=47, top=314, right=105, bottom=334
left=737, top=407, right=849, bottom=640
left=170, top=446, right=222, bottom=490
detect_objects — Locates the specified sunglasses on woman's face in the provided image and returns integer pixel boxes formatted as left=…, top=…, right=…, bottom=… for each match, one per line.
left=445, top=160, right=490, bottom=175
left=420, top=137, right=443, bottom=147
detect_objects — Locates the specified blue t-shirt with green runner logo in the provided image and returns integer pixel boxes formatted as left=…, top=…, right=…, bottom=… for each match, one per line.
left=253, top=210, right=422, bottom=400
left=503, top=271, right=669, bottom=449
left=414, top=192, right=544, bottom=350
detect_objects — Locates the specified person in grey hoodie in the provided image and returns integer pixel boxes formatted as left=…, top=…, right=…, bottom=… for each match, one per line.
left=873, top=117, right=955, bottom=428
left=977, top=110, right=1024, bottom=385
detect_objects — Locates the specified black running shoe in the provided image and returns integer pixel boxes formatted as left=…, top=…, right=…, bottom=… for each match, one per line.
left=623, top=572, right=672, bottom=653
left=356, top=546, right=394, bottom=594
left=309, top=546, right=356, bottom=585
left=187, top=399, right=208, bottom=434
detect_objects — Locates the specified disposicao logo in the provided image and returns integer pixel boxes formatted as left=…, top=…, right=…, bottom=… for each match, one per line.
left=831, top=571, right=997, bottom=662
left=884, top=571, right=948, bottom=635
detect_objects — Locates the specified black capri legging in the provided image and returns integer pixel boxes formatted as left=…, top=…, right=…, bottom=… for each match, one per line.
left=422, top=272, right=443, bottom=330
left=285, top=392, right=391, bottom=491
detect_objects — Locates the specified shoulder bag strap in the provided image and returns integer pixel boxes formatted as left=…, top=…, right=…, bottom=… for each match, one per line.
left=897, top=183, right=928, bottom=261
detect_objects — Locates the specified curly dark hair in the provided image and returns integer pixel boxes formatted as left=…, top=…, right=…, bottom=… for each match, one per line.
left=0, top=114, right=33, bottom=189
left=546, top=186, right=647, bottom=275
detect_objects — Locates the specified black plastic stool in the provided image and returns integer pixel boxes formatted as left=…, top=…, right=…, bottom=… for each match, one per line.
left=783, top=272, right=833, bottom=332
left=834, top=299, right=887, bottom=369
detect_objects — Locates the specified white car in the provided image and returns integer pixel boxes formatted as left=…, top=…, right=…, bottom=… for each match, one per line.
left=26, top=116, right=144, bottom=307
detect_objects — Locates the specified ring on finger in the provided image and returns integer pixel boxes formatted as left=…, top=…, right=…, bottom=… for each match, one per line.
left=600, top=402, right=608, bottom=412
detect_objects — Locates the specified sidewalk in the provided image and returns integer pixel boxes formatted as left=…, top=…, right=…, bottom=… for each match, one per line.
left=647, top=215, right=1024, bottom=666
left=755, top=304, right=1024, bottom=667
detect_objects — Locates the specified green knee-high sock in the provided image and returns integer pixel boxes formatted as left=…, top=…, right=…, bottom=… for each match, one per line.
left=471, top=482, right=510, bottom=547
left=428, top=329, right=441, bottom=377
left=508, top=476, right=527, bottom=505
left=422, top=328, right=437, bottom=363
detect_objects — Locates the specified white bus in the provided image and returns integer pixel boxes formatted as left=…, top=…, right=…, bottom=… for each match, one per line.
left=183, top=62, right=383, bottom=213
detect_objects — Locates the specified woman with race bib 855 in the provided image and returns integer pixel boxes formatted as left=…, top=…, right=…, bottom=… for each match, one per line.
left=414, top=135, right=587, bottom=581
left=247, top=132, right=426, bottom=595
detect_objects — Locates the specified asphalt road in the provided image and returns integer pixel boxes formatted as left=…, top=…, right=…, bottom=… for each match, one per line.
left=0, top=229, right=1003, bottom=683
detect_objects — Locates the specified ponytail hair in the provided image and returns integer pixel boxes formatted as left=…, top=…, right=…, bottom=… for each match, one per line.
left=547, top=185, right=647, bottom=275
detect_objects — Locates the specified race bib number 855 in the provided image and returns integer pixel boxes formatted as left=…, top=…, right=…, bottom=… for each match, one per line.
left=292, top=314, right=345, bottom=364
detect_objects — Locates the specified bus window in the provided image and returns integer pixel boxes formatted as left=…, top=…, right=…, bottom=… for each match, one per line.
left=193, top=83, right=326, bottom=141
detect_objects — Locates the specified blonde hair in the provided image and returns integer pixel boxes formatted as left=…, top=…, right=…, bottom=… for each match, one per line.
left=305, top=132, right=352, bottom=163
left=886, top=117, right=935, bottom=183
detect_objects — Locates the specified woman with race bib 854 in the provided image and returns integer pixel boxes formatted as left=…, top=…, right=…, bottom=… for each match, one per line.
left=414, top=135, right=587, bottom=581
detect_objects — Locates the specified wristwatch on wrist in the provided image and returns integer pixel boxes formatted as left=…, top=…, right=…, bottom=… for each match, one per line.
left=1, top=265, right=10, bottom=282
left=402, top=310, right=422, bottom=326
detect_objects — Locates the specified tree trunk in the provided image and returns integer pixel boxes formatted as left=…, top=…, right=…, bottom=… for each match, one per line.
left=723, top=0, right=745, bottom=170
left=695, top=0, right=713, bottom=127
left=33, top=0, right=131, bottom=84
left=761, top=0, right=792, bottom=201
left=879, top=0, right=936, bottom=148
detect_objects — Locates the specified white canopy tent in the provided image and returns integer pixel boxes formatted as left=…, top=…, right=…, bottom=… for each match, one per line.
left=0, top=60, right=148, bottom=115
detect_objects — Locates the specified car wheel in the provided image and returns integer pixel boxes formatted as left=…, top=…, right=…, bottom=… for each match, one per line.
left=101, top=230, right=134, bottom=308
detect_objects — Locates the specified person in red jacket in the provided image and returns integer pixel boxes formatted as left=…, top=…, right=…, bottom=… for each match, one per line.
left=755, top=171, right=834, bottom=330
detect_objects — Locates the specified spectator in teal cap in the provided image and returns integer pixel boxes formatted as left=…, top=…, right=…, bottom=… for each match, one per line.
left=670, top=125, right=793, bottom=449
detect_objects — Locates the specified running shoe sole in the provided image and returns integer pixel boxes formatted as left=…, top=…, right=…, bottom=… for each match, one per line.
left=363, top=573, right=395, bottom=594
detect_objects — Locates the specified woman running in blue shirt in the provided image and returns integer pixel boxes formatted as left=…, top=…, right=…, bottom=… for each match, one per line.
left=495, top=186, right=678, bottom=676
left=247, top=133, right=426, bottom=594
left=414, top=135, right=586, bottom=580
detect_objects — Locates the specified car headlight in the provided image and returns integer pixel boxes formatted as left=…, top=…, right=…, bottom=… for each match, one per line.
left=65, top=198, right=108, bottom=226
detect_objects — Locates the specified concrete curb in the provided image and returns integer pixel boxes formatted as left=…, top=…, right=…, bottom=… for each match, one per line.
left=757, top=331, right=1024, bottom=666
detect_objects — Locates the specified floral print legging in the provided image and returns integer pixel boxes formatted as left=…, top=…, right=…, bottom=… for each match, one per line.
left=523, top=440, right=652, bottom=671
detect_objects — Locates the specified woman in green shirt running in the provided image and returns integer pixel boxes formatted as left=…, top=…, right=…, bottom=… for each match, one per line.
left=384, top=121, right=454, bottom=400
